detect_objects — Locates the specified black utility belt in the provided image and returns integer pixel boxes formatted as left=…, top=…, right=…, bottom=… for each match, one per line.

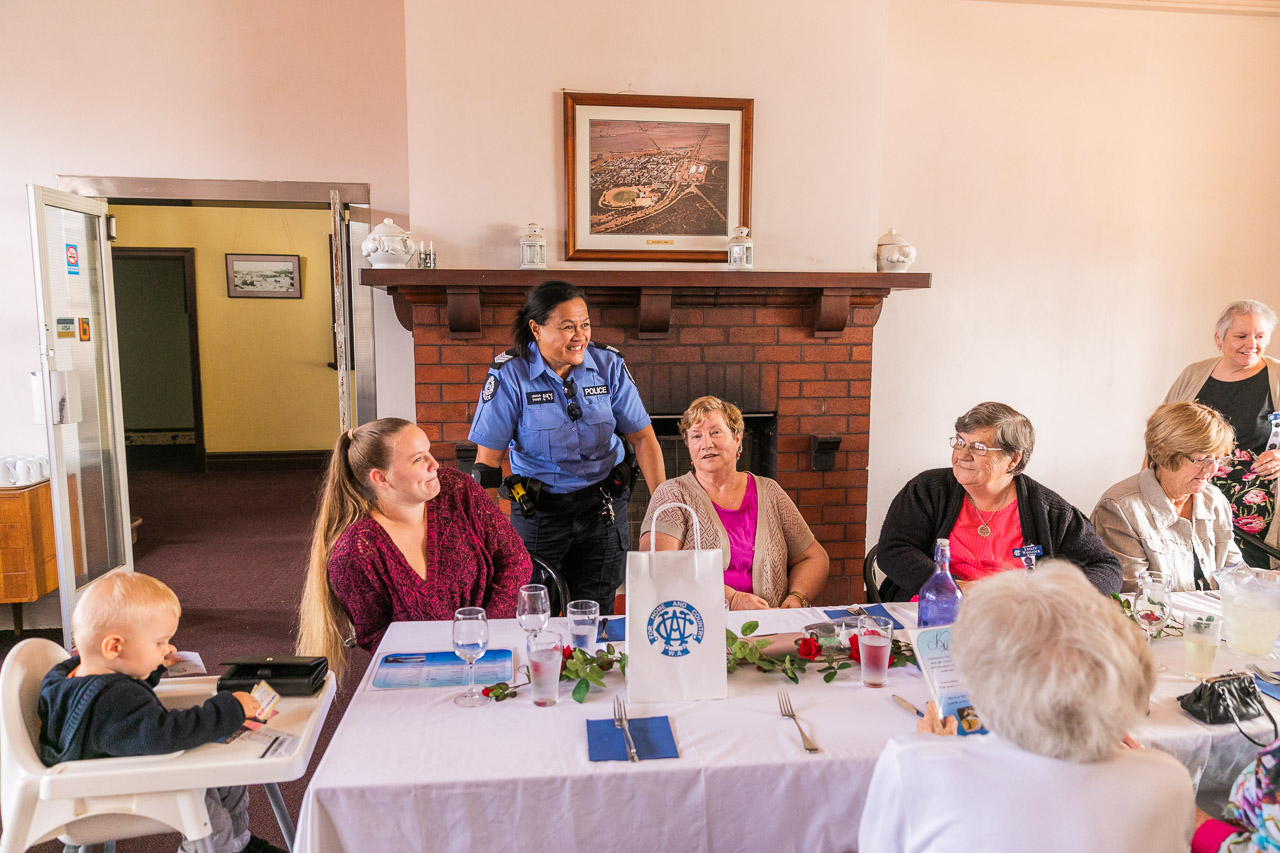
left=539, top=481, right=627, bottom=506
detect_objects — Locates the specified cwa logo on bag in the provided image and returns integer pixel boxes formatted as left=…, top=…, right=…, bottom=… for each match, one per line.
left=646, top=600, right=705, bottom=657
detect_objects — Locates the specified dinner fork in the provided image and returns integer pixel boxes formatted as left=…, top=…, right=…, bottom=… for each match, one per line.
left=1247, top=664, right=1280, bottom=685
left=777, top=690, right=820, bottom=753
left=614, top=696, right=639, bottom=762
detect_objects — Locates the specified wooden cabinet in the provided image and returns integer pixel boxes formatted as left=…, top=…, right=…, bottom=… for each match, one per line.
left=0, top=479, right=79, bottom=633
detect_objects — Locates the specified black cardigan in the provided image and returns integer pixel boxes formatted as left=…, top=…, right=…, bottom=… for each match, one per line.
left=38, top=657, right=245, bottom=766
left=877, top=468, right=1122, bottom=601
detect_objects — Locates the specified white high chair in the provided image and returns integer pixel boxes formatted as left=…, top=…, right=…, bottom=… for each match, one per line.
left=0, top=638, right=218, bottom=851
left=0, top=638, right=336, bottom=853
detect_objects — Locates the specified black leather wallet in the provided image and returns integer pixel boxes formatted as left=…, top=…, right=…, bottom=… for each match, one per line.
left=216, top=655, right=328, bottom=696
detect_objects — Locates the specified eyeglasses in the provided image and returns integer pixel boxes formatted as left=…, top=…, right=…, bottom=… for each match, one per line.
left=949, top=435, right=1007, bottom=456
left=1187, top=454, right=1226, bottom=471
left=562, top=377, right=582, bottom=422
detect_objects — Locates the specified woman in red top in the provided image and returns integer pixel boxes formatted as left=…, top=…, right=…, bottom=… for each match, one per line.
left=296, top=418, right=531, bottom=678
left=877, top=402, right=1121, bottom=600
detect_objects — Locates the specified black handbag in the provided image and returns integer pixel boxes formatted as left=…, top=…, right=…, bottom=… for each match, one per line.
left=1178, top=670, right=1279, bottom=747
left=216, top=655, right=328, bottom=696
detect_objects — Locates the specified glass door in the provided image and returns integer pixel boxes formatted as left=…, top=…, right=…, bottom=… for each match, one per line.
left=28, top=185, right=133, bottom=648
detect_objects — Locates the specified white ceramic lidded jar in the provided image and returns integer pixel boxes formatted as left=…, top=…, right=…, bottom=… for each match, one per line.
left=727, top=226, right=753, bottom=270
left=876, top=228, right=917, bottom=272
left=361, top=218, right=416, bottom=269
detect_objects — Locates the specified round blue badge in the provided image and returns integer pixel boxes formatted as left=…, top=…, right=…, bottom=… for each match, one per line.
left=646, top=600, right=705, bottom=657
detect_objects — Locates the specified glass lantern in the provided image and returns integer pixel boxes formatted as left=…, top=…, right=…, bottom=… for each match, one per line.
left=727, top=226, right=753, bottom=271
left=520, top=223, right=547, bottom=270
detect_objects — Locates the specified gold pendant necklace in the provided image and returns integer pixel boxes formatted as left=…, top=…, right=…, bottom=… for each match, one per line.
left=971, top=495, right=1003, bottom=538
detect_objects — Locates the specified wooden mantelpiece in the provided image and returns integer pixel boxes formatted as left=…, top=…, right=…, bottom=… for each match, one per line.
left=360, top=268, right=931, bottom=338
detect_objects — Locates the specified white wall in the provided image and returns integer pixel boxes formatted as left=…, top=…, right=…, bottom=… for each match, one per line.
left=0, top=0, right=415, bottom=458
left=871, top=0, right=1280, bottom=541
left=402, top=0, right=889, bottom=271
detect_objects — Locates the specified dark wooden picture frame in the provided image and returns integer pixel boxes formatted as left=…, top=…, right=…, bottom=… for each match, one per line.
left=225, top=253, right=302, bottom=298
left=564, top=92, right=754, bottom=262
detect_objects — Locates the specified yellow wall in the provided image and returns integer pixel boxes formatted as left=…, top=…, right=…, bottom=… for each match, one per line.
left=111, top=205, right=339, bottom=453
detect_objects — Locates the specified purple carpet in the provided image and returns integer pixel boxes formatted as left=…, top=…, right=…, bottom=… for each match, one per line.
left=3, top=468, right=370, bottom=852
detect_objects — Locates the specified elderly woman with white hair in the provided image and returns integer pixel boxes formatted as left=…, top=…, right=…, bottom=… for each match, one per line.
left=858, top=563, right=1195, bottom=853
left=1165, top=299, right=1280, bottom=567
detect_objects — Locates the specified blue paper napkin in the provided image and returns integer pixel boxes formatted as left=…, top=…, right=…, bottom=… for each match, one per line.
left=586, top=715, right=679, bottom=761
left=825, top=604, right=905, bottom=631
left=598, top=617, right=626, bottom=643
left=1255, top=675, right=1280, bottom=703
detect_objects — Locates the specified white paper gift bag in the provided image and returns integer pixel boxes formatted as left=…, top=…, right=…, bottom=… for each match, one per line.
left=625, top=502, right=728, bottom=702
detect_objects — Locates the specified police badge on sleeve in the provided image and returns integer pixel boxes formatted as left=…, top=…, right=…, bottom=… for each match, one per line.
left=481, top=374, right=500, bottom=402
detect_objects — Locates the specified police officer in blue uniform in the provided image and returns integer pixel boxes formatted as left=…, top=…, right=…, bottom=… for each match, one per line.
left=468, top=281, right=665, bottom=615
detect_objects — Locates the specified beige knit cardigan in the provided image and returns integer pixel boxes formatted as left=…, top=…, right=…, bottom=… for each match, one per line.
left=639, top=471, right=816, bottom=607
left=1164, top=355, right=1280, bottom=567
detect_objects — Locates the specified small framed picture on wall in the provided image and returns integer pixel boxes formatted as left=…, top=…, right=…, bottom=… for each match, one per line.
left=225, top=254, right=302, bottom=299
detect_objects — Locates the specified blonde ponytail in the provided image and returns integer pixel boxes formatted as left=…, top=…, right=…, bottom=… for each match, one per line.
left=296, top=418, right=410, bottom=681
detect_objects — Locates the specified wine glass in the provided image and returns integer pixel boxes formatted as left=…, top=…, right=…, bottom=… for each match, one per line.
left=452, top=607, right=490, bottom=707
left=516, top=584, right=551, bottom=635
left=1134, top=571, right=1172, bottom=672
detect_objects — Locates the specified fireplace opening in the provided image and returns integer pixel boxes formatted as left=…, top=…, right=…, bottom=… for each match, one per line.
left=626, top=413, right=777, bottom=549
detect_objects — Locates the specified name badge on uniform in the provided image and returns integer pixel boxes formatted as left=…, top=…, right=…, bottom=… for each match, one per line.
left=1267, top=413, right=1280, bottom=452
left=583, top=384, right=609, bottom=397
left=1012, top=545, right=1042, bottom=571
left=526, top=391, right=555, bottom=405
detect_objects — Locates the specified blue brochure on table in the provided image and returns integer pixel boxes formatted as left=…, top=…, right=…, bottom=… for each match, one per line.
left=906, top=626, right=986, bottom=736
left=371, top=650, right=513, bottom=689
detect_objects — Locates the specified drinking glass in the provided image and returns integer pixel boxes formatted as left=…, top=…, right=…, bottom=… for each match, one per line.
left=567, top=600, right=600, bottom=653
left=452, top=606, right=490, bottom=707
left=1134, top=571, right=1172, bottom=673
left=1183, top=614, right=1221, bottom=679
left=516, top=584, right=551, bottom=635
left=527, top=630, right=563, bottom=707
left=858, top=615, right=893, bottom=688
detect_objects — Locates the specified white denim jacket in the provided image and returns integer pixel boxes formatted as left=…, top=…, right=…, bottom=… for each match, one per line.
left=1091, top=468, right=1242, bottom=592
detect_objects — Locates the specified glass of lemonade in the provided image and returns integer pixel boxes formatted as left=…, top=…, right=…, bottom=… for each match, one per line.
left=1183, top=614, right=1221, bottom=679
left=1218, top=565, right=1280, bottom=656
left=527, top=630, right=564, bottom=707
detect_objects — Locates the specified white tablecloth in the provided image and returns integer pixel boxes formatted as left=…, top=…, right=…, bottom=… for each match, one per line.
left=297, top=598, right=1275, bottom=853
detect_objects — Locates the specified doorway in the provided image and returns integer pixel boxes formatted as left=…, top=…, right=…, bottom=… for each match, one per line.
left=111, top=247, right=204, bottom=472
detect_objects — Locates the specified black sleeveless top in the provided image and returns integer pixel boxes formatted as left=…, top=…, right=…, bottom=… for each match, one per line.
left=1197, top=368, right=1274, bottom=454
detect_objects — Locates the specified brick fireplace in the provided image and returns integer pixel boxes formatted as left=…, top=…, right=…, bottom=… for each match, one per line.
left=362, top=268, right=930, bottom=605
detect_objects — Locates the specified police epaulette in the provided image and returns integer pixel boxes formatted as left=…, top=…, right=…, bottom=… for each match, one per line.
left=590, top=341, right=625, bottom=359
left=490, top=347, right=520, bottom=370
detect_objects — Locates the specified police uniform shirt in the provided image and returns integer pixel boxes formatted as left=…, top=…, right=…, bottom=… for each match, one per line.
left=468, top=342, right=651, bottom=493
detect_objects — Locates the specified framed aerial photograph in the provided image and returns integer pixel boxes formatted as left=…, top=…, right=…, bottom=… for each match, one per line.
left=225, top=253, right=302, bottom=299
left=563, top=92, right=754, bottom=262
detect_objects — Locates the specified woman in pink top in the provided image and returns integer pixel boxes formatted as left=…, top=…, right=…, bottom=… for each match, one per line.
left=639, top=396, right=829, bottom=610
left=296, top=418, right=531, bottom=678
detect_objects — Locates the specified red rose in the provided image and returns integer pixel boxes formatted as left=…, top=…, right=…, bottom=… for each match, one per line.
left=797, top=637, right=823, bottom=661
left=481, top=687, right=492, bottom=697
left=562, top=645, right=574, bottom=660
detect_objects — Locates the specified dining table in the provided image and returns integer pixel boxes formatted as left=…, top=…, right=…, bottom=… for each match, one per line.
left=296, top=593, right=1277, bottom=853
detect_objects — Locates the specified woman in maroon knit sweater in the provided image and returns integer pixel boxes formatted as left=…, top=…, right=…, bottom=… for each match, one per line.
left=297, top=418, right=531, bottom=677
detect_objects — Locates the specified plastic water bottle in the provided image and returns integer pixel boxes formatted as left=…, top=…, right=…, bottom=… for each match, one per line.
left=918, top=538, right=963, bottom=627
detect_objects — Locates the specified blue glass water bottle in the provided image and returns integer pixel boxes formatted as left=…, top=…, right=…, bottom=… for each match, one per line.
left=918, top=538, right=963, bottom=627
